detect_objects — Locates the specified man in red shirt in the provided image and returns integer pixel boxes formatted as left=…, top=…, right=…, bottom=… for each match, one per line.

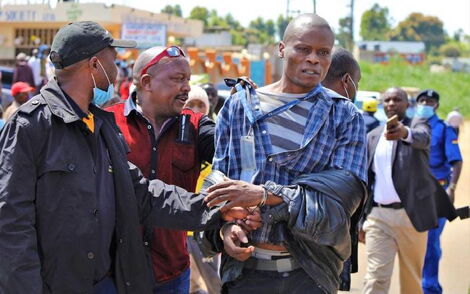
left=107, top=46, right=215, bottom=293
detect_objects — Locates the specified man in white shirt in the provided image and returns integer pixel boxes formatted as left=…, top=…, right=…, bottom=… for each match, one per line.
left=361, top=87, right=456, bottom=294
left=28, top=48, right=42, bottom=93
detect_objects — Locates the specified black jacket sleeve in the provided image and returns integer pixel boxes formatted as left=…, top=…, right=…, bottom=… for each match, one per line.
left=130, top=162, right=223, bottom=231
left=0, top=116, right=43, bottom=293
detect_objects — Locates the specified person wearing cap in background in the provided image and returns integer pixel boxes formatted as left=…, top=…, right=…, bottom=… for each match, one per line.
left=361, top=87, right=456, bottom=294
left=0, top=21, right=259, bottom=294
left=185, top=85, right=210, bottom=116
left=106, top=46, right=237, bottom=294
left=201, top=83, right=224, bottom=120
left=362, top=98, right=380, bottom=133
left=13, top=52, right=35, bottom=88
left=3, top=81, right=34, bottom=121
left=415, top=89, right=463, bottom=294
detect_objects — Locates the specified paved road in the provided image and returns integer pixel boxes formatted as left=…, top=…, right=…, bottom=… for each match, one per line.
left=341, top=122, right=470, bottom=294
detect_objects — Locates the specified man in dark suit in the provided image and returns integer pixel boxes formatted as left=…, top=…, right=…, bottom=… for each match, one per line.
left=361, top=87, right=456, bottom=294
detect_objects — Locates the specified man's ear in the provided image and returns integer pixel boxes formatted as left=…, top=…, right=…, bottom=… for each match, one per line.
left=341, top=73, right=350, bottom=86
left=278, top=42, right=285, bottom=58
left=434, top=102, right=440, bottom=111
left=88, top=56, right=100, bottom=74
left=140, top=74, right=152, bottom=91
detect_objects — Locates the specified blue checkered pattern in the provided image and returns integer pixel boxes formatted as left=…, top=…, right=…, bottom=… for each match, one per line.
left=213, top=86, right=367, bottom=244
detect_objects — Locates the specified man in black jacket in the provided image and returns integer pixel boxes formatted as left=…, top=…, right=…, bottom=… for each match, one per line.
left=361, top=87, right=456, bottom=294
left=0, top=21, right=258, bottom=294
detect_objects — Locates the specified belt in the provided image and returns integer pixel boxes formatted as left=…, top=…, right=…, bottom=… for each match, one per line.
left=244, top=257, right=301, bottom=273
left=373, top=202, right=403, bottom=209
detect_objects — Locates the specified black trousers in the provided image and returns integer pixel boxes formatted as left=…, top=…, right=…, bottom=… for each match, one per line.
left=225, top=267, right=325, bottom=294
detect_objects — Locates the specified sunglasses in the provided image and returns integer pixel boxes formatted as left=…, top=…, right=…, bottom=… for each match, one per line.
left=140, top=46, right=186, bottom=75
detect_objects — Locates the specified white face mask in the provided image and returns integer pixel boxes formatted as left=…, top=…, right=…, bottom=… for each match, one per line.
left=343, top=74, right=357, bottom=102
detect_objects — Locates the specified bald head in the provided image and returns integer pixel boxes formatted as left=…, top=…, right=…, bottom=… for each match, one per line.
left=283, top=13, right=334, bottom=43
left=133, top=46, right=166, bottom=86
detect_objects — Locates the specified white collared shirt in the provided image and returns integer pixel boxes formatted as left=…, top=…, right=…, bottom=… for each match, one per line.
left=373, top=127, right=412, bottom=204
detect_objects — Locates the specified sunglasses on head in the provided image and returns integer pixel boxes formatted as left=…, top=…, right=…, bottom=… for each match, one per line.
left=140, top=46, right=186, bottom=75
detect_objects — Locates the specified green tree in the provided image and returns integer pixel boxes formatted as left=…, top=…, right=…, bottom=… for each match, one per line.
left=248, top=17, right=274, bottom=44
left=208, top=9, right=228, bottom=27
left=189, top=6, right=209, bottom=26
left=266, top=19, right=276, bottom=38
left=277, top=15, right=292, bottom=41
left=360, top=3, right=391, bottom=40
left=224, top=13, right=241, bottom=30
left=160, top=4, right=182, bottom=17
left=337, top=16, right=353, bottom=50
left=388, top=13, right=446, bottom=51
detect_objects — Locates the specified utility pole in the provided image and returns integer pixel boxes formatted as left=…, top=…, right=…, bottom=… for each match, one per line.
left=313, top=0, right=316, bottom=14
left=349, top=0, right=355, bottom=51
left=286, top=0, right=290, bottom=18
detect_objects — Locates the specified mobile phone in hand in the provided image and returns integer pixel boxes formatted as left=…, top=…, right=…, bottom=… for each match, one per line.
left=386, top=114, right=399, bottom=130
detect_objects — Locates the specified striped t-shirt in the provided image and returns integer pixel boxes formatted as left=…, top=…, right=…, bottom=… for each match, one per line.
left=256, top=89, right=312, bottom=154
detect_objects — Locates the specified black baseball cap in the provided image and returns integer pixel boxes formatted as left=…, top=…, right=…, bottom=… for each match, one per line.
left=416, top=89, right=440, bottom=102
left=50, top=21, right=136, bottom=69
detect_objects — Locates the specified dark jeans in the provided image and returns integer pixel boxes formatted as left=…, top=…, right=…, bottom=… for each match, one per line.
left=225, top=268, right=325, bottom=294
left=153, top=267, right=190, bottom=294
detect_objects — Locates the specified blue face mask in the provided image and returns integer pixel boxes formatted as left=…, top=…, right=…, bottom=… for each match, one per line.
left=416, top=105, right=434, bottom=119
left=91, top=59, right=114, bottom=106
left=406, top=107, right=415, bottom=119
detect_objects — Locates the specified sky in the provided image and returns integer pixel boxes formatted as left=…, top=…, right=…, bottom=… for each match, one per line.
left=3, top=0, right=470, bottom=39
left=102, top=0, right=470, bottom=39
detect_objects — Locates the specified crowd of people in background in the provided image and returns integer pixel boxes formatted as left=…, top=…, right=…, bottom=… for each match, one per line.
left=0, top=15, right=465, bottom=294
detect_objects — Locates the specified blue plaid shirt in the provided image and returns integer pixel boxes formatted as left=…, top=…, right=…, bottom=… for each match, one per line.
left=213, top=85, right=367, bottom=244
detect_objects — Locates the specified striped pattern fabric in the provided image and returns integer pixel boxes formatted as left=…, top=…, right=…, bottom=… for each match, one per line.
left=257, top=89, right=312, bottom=154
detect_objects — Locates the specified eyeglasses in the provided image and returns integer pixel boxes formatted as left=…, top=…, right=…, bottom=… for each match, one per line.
left=140, top=46, right=186, bottom=75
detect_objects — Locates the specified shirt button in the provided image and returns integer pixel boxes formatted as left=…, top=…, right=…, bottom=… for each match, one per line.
left=119, top=238, right=123, bottom=244
left=268, top=157, right=273, bottom=162
left=93, top=209, right=99, bottom=216
left=67, top=163, right=75, bottom=171
left=147, top=125, right=152, bottom=130
left=125, top=281, right=131, bottom=286
left=151, top=170, right=156, bottom=174
left=87, top=252, right=94, bottom=259
left=144, top=241, right=149, bottom=246
left=32, top=100, right=39, bottom=105
left=262, top=130, right=267, bottom=135
left=268, top=214, right=273, bottom=219
left=93, top=167, right=97, bottom=174
left=152, top=147, right=157, bottom=151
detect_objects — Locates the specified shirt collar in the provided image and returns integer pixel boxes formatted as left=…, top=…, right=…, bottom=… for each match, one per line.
left=124, top=90, right=138, bottom=117
left=61, top=87, right=88, bottom=119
